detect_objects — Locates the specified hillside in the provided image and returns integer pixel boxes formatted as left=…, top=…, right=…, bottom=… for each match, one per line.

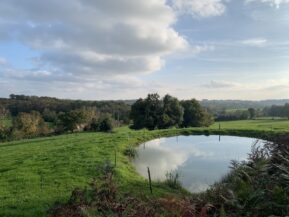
left=1, top=120, right=289, bottom=216
left=200, top=99, right=289, bottom=110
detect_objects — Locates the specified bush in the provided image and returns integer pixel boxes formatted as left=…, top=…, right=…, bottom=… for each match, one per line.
left=123, top=146, right=138, bottom=159
left=12, top=111, right=50, bottom=139
left=85, top=116, right=114, bottom=133
left=89, top=118, right=99, bottom=131
left=98, top=117, right=113, bottom=132
left=100, top=161, right=115, bottom=176
left=52, top=172, right=208, bottom=217
left=0, top=125, right=12, bottom=142
left=204, top=136, right=289, bottom=217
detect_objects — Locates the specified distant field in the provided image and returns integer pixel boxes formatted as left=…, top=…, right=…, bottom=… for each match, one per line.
left=1, top=119, right=289, bottom=216
left=255, top=116, right=287, bottom=120
left=225, top=108, right=247, bottom=113
left=210, top=119, right=289, bottom=132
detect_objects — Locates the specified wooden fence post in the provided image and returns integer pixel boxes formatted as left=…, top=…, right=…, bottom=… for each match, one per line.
left=147, top=167, right=153, bottom=194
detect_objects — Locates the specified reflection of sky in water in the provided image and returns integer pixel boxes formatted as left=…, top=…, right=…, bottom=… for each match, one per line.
left=133, top=135, right=263, bottom=193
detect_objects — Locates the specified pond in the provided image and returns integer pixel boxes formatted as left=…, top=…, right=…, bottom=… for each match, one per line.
left=132, top=135, right=264, bottom=193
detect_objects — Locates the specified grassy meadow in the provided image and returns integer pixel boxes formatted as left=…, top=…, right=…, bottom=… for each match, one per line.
left=1, top=119, right=289, bottom=216
left=210, top=118, right=289, bottom=131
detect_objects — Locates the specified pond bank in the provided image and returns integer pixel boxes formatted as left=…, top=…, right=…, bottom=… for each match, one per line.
left=0, top=122, right=288, bottom=217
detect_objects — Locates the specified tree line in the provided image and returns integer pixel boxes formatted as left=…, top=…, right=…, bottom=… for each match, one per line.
left=130, top=94, right=213, bottom=130
left=0, top=107, right=115, bottom=142
left=214, top=108, right=258, bottom=121
left=0, top=93, right=215, bottom=141
left=2, top=94, right=131, bottom=124
left=265, top=104, right=289, bottom=119
left=0, top=94, right=132, bottom=141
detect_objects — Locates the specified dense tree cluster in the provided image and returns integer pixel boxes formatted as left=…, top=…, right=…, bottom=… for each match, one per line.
left=266, top=104, right=289, bottom=119
left=0, top=108, right=115, bottom=142
left=56, top=110, right=86, bottom=133
left=12, top=111, right=50, bottom=139
left=131, top=94, right=213, bottom=130
left=248, top=107, right=256, bottom=119
left=0, top=94, right=130, bottom=125
left=214, top=108, right=260, bottom=121
left=181, top=99, right=212, bottom=127
left=0, top=94, right=127, bottom=141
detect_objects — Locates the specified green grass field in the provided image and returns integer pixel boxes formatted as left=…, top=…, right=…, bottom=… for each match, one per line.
left=1, top=119, right=289, bottom=217
left=225, top=108, right=247, bottom=113
left=210, top=119, right=289, bottom=132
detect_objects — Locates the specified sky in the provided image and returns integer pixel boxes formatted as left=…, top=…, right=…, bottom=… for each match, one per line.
left=0, top=0, right=289, bottom=100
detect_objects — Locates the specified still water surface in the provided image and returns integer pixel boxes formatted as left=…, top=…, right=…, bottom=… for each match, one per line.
left=133, top=135, right=263, bottom=193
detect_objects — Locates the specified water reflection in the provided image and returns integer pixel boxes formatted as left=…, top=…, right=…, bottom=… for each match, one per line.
left=133, top=135, right=262, bottom=193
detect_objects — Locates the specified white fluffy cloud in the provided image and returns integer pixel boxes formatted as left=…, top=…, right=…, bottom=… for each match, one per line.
left=0, top=0, right=188, bottom=80
left=172, top=0, right=226, bottom=17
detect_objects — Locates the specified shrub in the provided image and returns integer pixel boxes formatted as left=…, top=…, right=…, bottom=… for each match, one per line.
left=51, top=173, right=209, bottom=217
left=98, top=117, right=113, bottom=132
left=165, top=171, right=181, bottom=189
left=12, top=111, right=50, bottom=139
left=0, top=125, right=12, bottom=142
left=123, top=146, right=138, bottom=159
left=99, top=161, right=115, bottom=176
left=204, top=136, right=289, bottom=217
left=89, top=118, right=99, bottom=131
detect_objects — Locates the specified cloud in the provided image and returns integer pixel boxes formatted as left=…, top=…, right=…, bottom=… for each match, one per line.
left=0, top=0, right=188, bottom=80
left=245, top=0, right=289, bottom=8
left=203, top=80, right=240, bottom=89
left=241, top=38, right=267, bottom=47
left=172, top=0, right=226, bottom=17
left=191, top=45, right=215, bottom=54
left=0, top=57, right=7, bottom=65
left=0, top=59, right=158, bottom=99
left=203, top=79, right=289, bottom=91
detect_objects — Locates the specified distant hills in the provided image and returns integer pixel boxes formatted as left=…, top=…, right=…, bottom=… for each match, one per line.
left=200, top=99, right=289, bottom=110
left=123, top=99, right=289, bottom=109
left=1, top=94, right=289, bottom=110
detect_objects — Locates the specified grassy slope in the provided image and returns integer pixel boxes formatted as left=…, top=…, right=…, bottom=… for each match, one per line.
left=1, top=119, right=289, bottom=217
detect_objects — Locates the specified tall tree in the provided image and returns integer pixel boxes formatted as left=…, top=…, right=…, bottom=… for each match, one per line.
left=248, top=108, right=256, bottom=119
left=130, top=98, right=147, bottom=129
left=131, top=93, right=163, bottom=130
left=144, top=93, right=163, bottom=130
left=181, top=99, right=213, bottom=127
left=131, top=94, right=213, bottom=130
left=160, top=94, right=183, bottom=129
left=57, top=110, right=85, bottom=132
